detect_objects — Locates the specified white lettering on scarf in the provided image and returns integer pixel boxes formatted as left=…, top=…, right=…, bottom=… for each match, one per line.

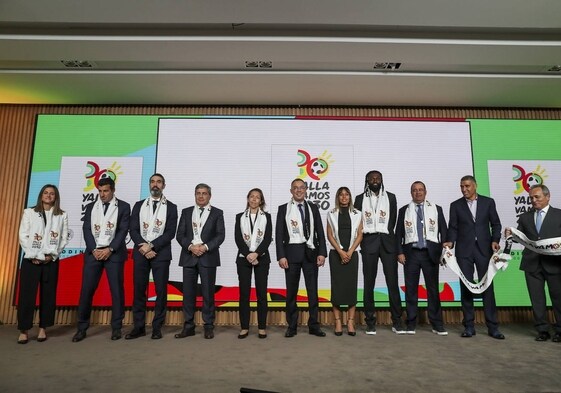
left=139, top=196, right=168, bottom=242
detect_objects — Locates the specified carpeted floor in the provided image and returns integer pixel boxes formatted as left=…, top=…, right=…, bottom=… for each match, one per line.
left=1, top=323, right=560, bottom=393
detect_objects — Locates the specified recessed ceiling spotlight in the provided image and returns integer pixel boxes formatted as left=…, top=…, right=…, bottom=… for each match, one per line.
left=259, top=61, right=273, bottom=68
left=547, top=65, right=561, bottom=72
left=373, top=62, right=401, bottom=70
left=245, top=60, right=273, bottom=69
left=60, top=60, right=95, bottom=68
left=245, top=61, right=259, bottom=68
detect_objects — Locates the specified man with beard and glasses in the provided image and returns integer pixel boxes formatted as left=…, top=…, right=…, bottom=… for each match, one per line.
left=354, top=170, right=403, bottom=335
left=125, top=173, right=178, bottom=340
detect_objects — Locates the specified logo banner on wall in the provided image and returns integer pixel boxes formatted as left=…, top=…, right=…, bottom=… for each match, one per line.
left=58, top=157, right=143, bottom=250
left=488, top=160, right=561, bottom=250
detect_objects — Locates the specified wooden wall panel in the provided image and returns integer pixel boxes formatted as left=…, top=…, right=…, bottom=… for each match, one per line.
left=1, top=104, right=560, bottom=327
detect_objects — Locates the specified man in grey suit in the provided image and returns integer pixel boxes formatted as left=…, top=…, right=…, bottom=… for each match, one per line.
left=507, top=185, right=561, bottom=342
left=444, top=175, right=504, bottom=339
left=175, top=183, right=225, bottom=339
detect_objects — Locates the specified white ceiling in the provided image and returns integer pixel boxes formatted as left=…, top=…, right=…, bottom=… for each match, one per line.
left=1, top=0, right=561, bottom=107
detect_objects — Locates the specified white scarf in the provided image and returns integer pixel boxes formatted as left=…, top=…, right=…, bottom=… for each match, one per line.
left=139, top=195, right=168, bottom=242
left=20, top=209, right=68, bottom=259
left=191, top=205, right=211, bottom=245
left=441, top=246, right=510, bottom=294
left=327, top=207, right=361, bottom=250
left=509, top=227, right=561, bottom=256
left=403, top=200, right=439, bottom=244
left=91, top=197, right=119, bottom=248
left=361, top=189, right=390, bottom=234
left=240, top=209, right=268, bottom=252
left=285, top=199, right=316, bottom=249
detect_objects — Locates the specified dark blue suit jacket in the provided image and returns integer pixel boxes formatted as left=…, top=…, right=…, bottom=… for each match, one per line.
left=447, top=194, right=501, bottom=259
left=517, top=206, right=561, bottom=274
left=82, top=198, right=131, bottom=263
left=396, top=203, right=447, bottom=264
left=275, top=201, right=327, bottom=261
left=129, top=198, right=178, bottom=262
left=176, top=206, right=225, bottom=268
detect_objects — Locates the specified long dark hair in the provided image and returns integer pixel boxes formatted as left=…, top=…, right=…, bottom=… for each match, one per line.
left=245, top=188, right=267, bottom=210
left=33, top=184, right=64, bottom=215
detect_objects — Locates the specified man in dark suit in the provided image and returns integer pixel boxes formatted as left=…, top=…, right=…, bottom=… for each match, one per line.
left=508, top=184, right=561, bottom=342
left=276, top=178, right=327, bottom=338
left=444, top=175, right=504, bottom=339
left=396, top=181, right=448, bottom=335
left=72, top=177, right=130, bottom=342
left=354, top=170, right=403, bottom=335
left=125, top=173, right=178, bottom=340
left=175, top=183, right=225, bottom=339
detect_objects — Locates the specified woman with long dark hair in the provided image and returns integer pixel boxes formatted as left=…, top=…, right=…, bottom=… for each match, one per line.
left=17, top=184, right=68, bottom=343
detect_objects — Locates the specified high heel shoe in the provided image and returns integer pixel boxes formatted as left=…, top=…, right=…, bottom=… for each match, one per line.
left=347, top=318, right=356, bottom=336
left=238, top=330, right=249, bottom=339
left=334, top=318, right=343, bottom=336
left=258, top=329, right=267, bottom=339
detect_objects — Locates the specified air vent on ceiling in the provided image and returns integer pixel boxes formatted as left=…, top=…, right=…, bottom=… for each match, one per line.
left=245, top=60, right=273, bottom=69
left=547, top=65, right=561, bottom=72
left=373, top=62, right=401, bottom=70
left=60, top=60, right=96, bottom=68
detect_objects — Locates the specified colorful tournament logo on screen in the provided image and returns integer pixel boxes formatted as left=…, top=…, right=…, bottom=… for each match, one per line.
left=297, top=149, right=333, bottom=181
left=58, top=156, right=143, bottom=250
left=84, top=161, right=124, bottom=192
left=512, top=164, right=547, bottom=195
left=296, top=149, right=334, bottom=210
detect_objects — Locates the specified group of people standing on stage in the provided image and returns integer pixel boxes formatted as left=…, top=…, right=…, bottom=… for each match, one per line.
left=17, top=171, right=561, bottom=344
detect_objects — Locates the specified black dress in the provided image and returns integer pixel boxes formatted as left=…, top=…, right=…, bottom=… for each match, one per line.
left=329, top=207, right=359, bottom=307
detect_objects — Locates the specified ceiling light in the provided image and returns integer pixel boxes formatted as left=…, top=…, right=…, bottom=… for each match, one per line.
left=60, top=60, right=95, bottom=68
left=547, top=65, right=561, bottom=72
left=373, top=62, right=401, bottom=70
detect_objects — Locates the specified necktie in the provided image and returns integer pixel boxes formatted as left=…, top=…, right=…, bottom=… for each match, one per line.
left=298, top=203, right=309, bottom=239
left=103, top=202, right=109, bottom=215
left=536, top=210, right=543, bottom=233
left=199, top=207, right=205, bottom=217
left=152, top=200, right=158, bottom=213
left=416, top=204, right=426, bottom=248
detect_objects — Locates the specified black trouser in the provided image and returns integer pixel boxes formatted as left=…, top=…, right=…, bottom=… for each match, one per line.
left=77, top=258, right=125, bottom=331
left=362, top=248, right=402, bottom=325
left=132, top=258, right=170, bottom=330
left=237, top=258, right=270, bottom=329
left=525, top=268, right=561, bottom=333
left=284, top=244, right=320, bottom=331
left=17, top=259, right=59, bottom=330
left=457, top=247, right=498, bottom=331
left=182, top=263, right=216, bottom=328
left=403, top=249, right=443, bottom=328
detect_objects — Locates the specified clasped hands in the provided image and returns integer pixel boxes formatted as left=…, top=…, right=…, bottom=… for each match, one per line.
left=31, top=254, right=53, bottom=265
left=139, top=243, right=157, bottom=259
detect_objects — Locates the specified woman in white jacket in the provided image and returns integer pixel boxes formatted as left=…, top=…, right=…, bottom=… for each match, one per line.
left=17, top=184, right=68, bottom=344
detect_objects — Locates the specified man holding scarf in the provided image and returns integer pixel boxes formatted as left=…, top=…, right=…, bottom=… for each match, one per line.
left=444, top=175, right=504, bottom=339
left=72, top=177, right=131, bottom=342
left=506, top=184, right=561, bottom=342
left=396, top=181, right=448, bottom=335
left=125, top=173, right=178, bottom=340
left=354, top=170, right=403, bottom=335
left=276, top=178, right=327, bottom=338
left=175, top=183, right=225, bottom=340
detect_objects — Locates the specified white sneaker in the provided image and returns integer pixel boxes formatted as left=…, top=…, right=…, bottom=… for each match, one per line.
left=365, top=326, right=377, bottom=335
left=432, top=328, right=448, bottom=336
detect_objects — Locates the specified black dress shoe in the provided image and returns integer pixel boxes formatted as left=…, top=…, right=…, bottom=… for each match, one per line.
left=309, top=329, right=326, bottom=337
left=461, top=328, right=476, bottom=338
left=553, top=333, right=561, bottom=343
left=204, top=327, right=214, bottom=339
left=151, top=330, right=163, bottom=340
left=258, top=333, right=267, bottom=339
left=284, top=329, right=297, bottom=338
left=125, top=328, right=146, bottom=340
left=488, top=330, right=505, bottom=340
left=72, top=330, right=87, bottom=342
left=175, top=327, right=195, bottom=338
left=535, top=331, right=551, bottom=341
left=237, top=331, right=249, bottom=339
left=111, top=329, right=122, bottom=341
